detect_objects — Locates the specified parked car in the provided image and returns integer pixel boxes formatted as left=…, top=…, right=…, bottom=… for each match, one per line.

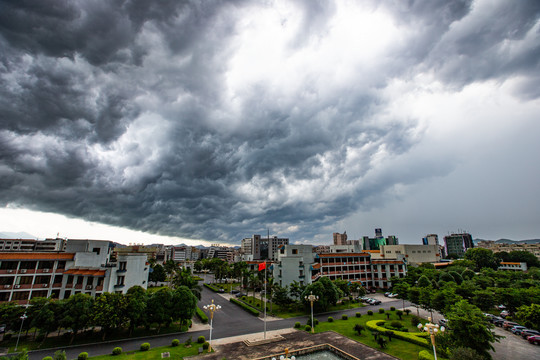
left=494, top=319, right=506, bottom=327
left=368, top=299, right=381, bottom=305
left=510, top=326, right=527, bottom=335
left=527, top=335, right=540, bottom=345
left=388, top=293, right=399, bottom=298
left=498, top=304, right=507, bottom=310
left=521, top=329, right=540, bottom=339
left=489, top=316, right=504, bottom=324
left=500, top=310, right=510, bottom=318
left=235, top=292, right=246, bottom=298
left=231, top=289, right=240, bottom=294
left=384, top=292, right=391, bottom=297
left=503, top=321, right=520, bottom=330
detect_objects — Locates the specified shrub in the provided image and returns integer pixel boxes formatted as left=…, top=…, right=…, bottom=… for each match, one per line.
left=342, top=314, right=348, bottom=320
left=367, top=310, right=373, bottom=315
left=450, top=347, right=482, bottom=360
left=294, top=322, right=301, bottom=328
left=379, top=308, right=385, bottom=314
left=196, top=307, right=209, bottom=323
left=203, top=341, right=210, bottom=350
left=396, top=310, right=403, bottom=319
left=43, top=357, right=53, bottom=360
left=328, top=316, right=334, bottom=322
left=305, top=325, right=312, bottom=332
left=229, top=298, right=259, bottom=316
left=418, top=350, right=435, bottom=360
left=356, top=312, right=361, bottom=318
left=390, top=320, right=402, bottom=328
left=404, top=309, right=411, bottom=316
left=77, top=353, right=88, bottom=360
left=140, top=342, right=150, bottom=351
left=365, top=320, right=430, bottom=348
left=53, top=350, right=67, bottom=360
left=172, top=339, right=180, bottom=347
left=353, top=324, right=365, bottom=335
left=314, top=319, right=319, bottom=325
left=198, top=336, right=206, bottom=343
left=390, top=306, right=395, bottom=311
left=112, top=347, right=122, bottom=356
left=185, top=336, right=192, bottom=347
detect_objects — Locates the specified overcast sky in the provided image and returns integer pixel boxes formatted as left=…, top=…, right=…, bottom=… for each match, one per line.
left=1, top=0, right=540, bottom=246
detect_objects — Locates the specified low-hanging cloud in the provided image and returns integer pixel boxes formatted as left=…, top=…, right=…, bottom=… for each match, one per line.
left=1, top=0, right=539, bottom=244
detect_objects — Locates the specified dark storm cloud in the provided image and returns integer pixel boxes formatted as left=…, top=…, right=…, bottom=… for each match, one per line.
left=1, top=0, right=539, bottom=243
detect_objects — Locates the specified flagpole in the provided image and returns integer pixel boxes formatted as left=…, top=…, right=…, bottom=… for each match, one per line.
left=264, top=261, right=267, bottom=339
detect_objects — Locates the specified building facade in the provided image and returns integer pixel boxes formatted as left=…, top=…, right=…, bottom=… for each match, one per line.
left=241, top=234, right=289, bottom=261
left=379, top=244, right=441, bottom=266
left=0, top=238, right=149, bottom=304
left=362, top=228, right=398, bottom=250
left=443, top=233, right=474, bottom=258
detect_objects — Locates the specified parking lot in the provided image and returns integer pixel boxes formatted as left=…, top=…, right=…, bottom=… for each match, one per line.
left=491, top=325, right=540, bottom=360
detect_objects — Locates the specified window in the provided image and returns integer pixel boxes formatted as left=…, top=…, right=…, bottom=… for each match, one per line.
left=117, top=276, right=125, bottom=286
left=92, top=247, right=101, bottom=255
left=119, top=262, right=127, bottom=271
left=292, top=249, right=298, bottom=255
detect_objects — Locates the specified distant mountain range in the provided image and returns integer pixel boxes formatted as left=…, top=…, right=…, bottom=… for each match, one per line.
left=475, top=238, right=540, bottom=245
left=0, top=231, right=37, bottom=239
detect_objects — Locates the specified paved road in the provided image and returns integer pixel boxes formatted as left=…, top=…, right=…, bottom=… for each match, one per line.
left=28, top=288, right=404, bottom=359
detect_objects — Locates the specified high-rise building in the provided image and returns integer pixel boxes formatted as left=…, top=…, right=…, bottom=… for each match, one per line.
left=241, top=234, right=288, bottom=260
left=422, top=234, right=439, bottom=246
left=362, top=229, right=398, bottom=250
left=443, top=233, right=474, bottom=258
left=333, top=232, right=348, bottom=245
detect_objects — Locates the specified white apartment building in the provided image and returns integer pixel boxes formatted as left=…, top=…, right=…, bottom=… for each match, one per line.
left=273, top=245, right=314, bottom=287
left=0, top=239, right=149, bottom=304
left=498, top=262, right=528, bottom=271
left=241, top=234, right=289, bottom=261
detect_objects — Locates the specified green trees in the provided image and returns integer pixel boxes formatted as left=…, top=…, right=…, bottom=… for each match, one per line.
left=125, top=286, right=148, bottom=336
left=515, top=303, right=540, bottom=330
left=171, top=286, right=197, bottom=327
left=147, top=288, right=173, bottom=332
left=464, top=248, right=498, bottom=271
left=301, top=277, right=340, bottom=312
left=61, top=293, right=93, bottom=344
left=148, top=263, right=166, bottom=283
left=93, top=292, right=128, bottom=340
left=445, top=300, right=500, bottom=359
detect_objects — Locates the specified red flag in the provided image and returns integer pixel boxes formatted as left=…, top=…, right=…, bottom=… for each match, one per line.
left=258, top=262, right=266, bottom=271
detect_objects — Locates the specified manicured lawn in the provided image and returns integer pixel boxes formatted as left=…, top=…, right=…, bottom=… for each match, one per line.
left=1, top=322, right=189, bottom=353
left=310, top=312, right=447, bottom=360
left=87, top=344, right=209, bottom=359
left=241, top=296, right=365, bottom=318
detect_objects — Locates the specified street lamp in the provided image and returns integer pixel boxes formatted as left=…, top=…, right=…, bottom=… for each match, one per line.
left=304, top=291, right=319, bottom=333
left=14, top=312, right=28, bottom=352
left=203, top=299, right=221, bottom=352
left=417, top=317, right=445, bottom=360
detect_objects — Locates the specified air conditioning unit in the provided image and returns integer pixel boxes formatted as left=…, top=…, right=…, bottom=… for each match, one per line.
left=14, top=285, right=20, bottom=289
left=43, top=269, right=50, bottom=273
left=7, top=270, right=13, bottom=273
left=3, top=285, right=10, bottom=288
left=86, top=285, right=93, bottom=290
left=20, top=269, right=27, bottom=273
left=42, top=284, right=49, bottom=288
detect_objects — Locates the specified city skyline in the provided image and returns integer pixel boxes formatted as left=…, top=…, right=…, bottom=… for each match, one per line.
left=1, top=1, right=540, bottom=246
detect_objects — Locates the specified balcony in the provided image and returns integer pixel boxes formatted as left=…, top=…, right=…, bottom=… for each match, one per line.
left=95, top=286, right=103, bottom=291
left=0, top=270, right=17, bottom=274
left=52, top=283, right=62, bottom=288
left=114, top=284, right=125, bottom=288
left=74, top=284, right=83, bottom=289
left=32, top=283, right=49, bottom=289
left=18, top=269, right=35, bottom=274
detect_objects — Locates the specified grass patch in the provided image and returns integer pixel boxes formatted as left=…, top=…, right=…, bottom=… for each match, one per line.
left=242, top=296, right=364, bottom=318
left=314, top=313, right=446, bottom=360
left=1, top=322, right=190, bottom=353
left=86, top=344, right=209, bottom=359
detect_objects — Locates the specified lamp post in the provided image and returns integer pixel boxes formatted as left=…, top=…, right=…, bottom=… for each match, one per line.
left=14, top=312, right=28, bottom=352
left=203, top=299, right=221, bottom=353
left=304, top=291, right=319, bottom=333
left=417, top=317, right=444, bottom=360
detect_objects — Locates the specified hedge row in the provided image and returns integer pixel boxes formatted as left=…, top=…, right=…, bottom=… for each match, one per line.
left=203, top=283, right=221, bottom=292
left=365, top=320, right=430, bottom=348
left=196, top=306, right=209, bottom=323
left=230, top=298, right=259, bottom=316
left=418, top=350, right=435, bottom=360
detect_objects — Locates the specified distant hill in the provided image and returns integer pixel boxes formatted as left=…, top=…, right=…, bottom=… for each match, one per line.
left=0, top=231, right=37, bottom=239
left=475, top=238, right=540, bottom=245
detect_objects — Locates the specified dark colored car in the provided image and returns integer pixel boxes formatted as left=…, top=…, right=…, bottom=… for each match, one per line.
left=503, top=321, right=520, bottom=330
left=521, top=329, right=540, bottom=339
left=494, top=319, right=506, bottom=327
left=527, top=335, right=540, bottom=345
